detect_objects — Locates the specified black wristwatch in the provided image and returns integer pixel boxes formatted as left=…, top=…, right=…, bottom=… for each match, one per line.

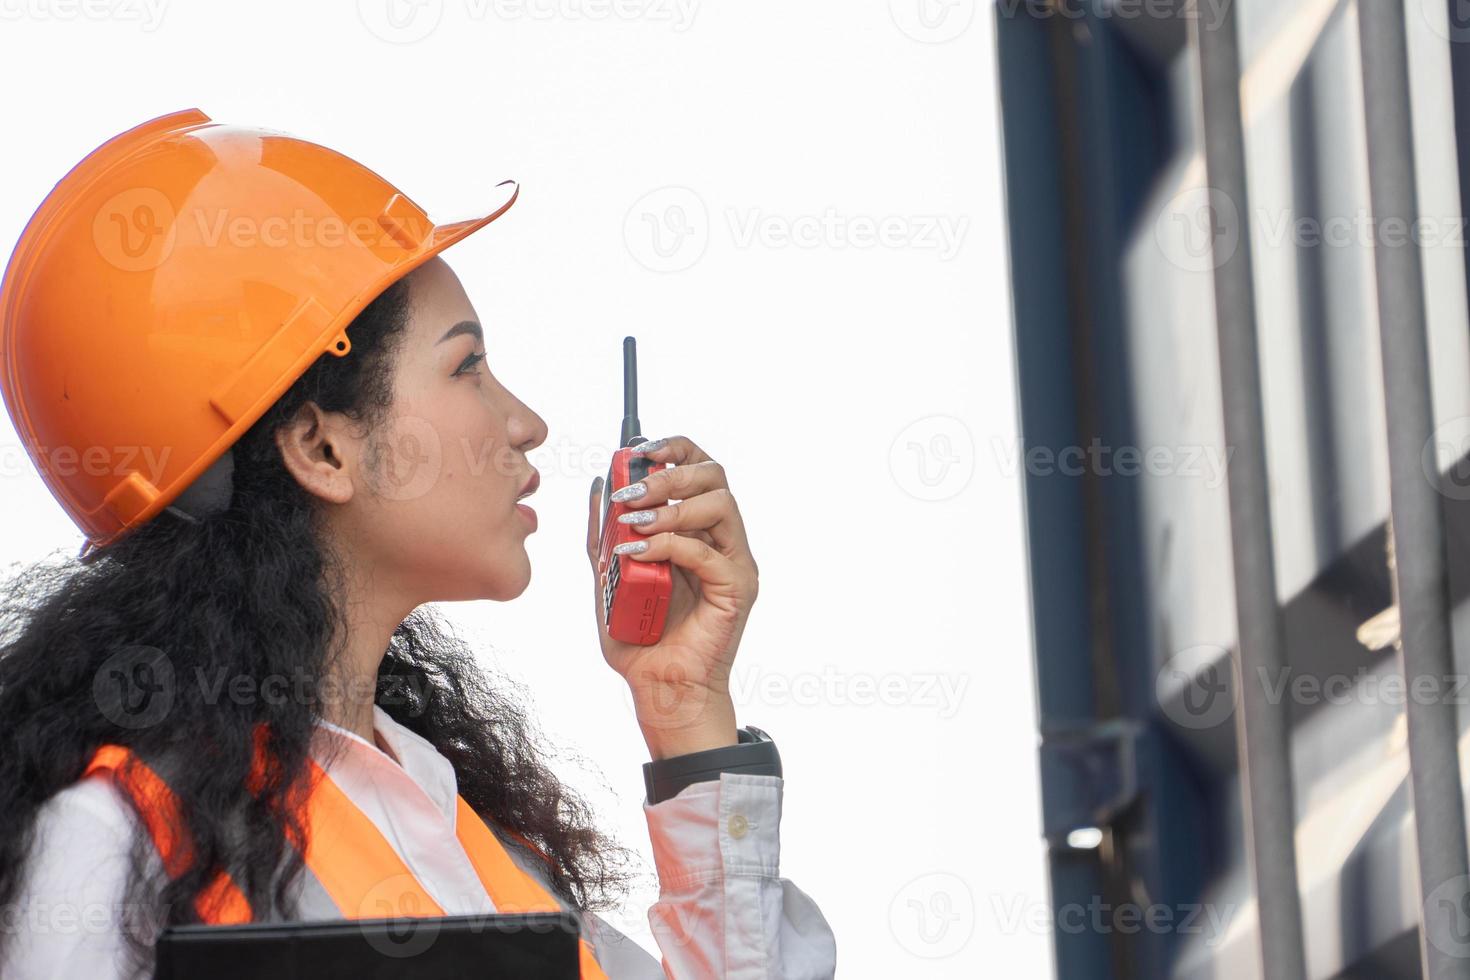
left=643, top=725, right=782, bottom=805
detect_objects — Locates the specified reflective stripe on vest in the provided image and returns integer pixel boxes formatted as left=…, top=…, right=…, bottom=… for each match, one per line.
left=82, top=743, right=611, bottom=980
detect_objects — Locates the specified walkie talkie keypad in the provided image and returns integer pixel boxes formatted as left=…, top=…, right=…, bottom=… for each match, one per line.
left=602, top=550, right=622, bottom=624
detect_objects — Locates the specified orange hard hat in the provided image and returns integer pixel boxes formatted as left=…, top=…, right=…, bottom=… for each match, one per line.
left=0, top=108, right=519, bottom=555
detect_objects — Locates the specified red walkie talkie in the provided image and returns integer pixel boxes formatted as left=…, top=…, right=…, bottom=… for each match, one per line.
left=597, top=337, right=674, bottom=645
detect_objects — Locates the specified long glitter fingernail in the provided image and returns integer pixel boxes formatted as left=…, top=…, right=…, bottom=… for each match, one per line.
left=609, top=482, right=647, bottom=503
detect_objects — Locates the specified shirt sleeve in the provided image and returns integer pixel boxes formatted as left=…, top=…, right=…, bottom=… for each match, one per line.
left=639, top=772, right=837, bottom=979
left=0, top=777, right=155, bottom=980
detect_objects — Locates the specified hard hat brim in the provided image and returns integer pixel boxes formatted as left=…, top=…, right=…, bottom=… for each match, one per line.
left=422, top=177, right=520, bottom=257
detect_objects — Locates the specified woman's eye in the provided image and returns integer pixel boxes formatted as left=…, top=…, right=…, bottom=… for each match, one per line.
left=456, top=351, right=487, bottom=376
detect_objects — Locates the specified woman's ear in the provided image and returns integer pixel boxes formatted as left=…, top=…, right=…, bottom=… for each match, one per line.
left=274, top=401, right=358, bottom=505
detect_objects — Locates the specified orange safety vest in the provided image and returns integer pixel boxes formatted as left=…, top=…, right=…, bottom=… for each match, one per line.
left=82, top=742, right=611, bottom=980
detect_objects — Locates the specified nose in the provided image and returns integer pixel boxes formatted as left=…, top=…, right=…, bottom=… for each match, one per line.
left=506, top=389, right=548, bottom=455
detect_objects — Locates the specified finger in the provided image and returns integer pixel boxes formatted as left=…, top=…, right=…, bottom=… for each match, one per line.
left=682, top=529, right=718, bottom=549
left=624, top=435, right=726, bottom=504
left=614, top=531, right=754, bottom=603
left=613, top=458, right=729, bottom=511
left=615, top=488, right=749, bottom=555
left=588, top=476, right=617, bottom=643
left=586, top=475, right=605, bottom=569
left=629, top=434, right=713, bottom=467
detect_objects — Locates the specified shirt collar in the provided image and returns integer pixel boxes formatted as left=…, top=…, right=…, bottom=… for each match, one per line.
left=314, top=704, right=462, bottom=822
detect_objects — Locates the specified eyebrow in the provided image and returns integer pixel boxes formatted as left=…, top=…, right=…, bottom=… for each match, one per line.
left=436, top=320, right=483, bottom=346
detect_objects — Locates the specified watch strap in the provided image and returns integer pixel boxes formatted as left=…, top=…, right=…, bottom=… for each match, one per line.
left=643, top=725, right=782, bottom=805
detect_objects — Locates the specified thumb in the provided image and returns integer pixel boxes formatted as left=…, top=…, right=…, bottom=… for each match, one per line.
left=586, top=475, right=604, bottom=569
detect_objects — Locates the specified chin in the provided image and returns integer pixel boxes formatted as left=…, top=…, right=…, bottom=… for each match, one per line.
left=479, top=551, right=532, bottom=602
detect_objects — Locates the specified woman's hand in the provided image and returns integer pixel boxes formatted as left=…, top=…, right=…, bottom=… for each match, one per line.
left=585, top=435, right=759, bottom=760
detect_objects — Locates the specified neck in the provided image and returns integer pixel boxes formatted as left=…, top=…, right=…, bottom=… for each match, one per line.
left=323, top=557, right=417, bottom=745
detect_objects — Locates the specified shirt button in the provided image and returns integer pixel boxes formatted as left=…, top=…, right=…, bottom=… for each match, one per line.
left=727, top=813, right=749, bottom=839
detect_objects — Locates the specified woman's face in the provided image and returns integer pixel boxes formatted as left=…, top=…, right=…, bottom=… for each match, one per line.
left=286, top=256, right=549, bottom=607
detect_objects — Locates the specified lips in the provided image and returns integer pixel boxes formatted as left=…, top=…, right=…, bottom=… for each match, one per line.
left=516, top=469, right=540, bottom=502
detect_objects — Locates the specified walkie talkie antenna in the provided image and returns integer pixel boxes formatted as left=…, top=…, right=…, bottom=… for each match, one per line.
left=620, top=336, right=643, bottom=447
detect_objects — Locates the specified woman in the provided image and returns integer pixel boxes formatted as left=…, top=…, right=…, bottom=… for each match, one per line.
left=0, top=109, right=837, bottom=979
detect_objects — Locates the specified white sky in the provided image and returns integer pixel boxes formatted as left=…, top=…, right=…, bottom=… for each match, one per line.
left=0, top=1, right=1048, bottom=975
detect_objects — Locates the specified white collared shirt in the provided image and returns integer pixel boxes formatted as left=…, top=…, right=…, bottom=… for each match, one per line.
left=2, top=705, right=837, bottom=979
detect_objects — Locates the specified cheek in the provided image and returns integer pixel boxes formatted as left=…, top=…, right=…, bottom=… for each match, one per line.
left=424, top=412, right=520, bottom=517
left=370, top=400, right=521, bottom=545
left=353, top=403, right=531, bottom=598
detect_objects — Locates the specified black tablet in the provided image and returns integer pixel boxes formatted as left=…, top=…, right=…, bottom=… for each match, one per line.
left=152, top=911, right=583, bottom=979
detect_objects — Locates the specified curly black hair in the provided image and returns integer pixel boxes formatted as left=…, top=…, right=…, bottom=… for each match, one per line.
left=0, top=272, right=640, bottom=978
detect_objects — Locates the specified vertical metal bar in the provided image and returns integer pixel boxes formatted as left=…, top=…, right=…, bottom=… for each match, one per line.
left=1358, top=4, right=1470, bottom=978
left=1043, top=6, right=1133, bottom=974
left=1190, top=5, right=1309, bottom=979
